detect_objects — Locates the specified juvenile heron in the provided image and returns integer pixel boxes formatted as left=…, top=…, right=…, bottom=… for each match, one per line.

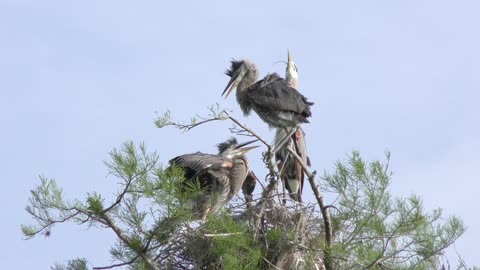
left=169, top=138, right=258, bottom=220
left=221, top=58, right=314, bottom=152
left=275, top=50, right=310, bottom=202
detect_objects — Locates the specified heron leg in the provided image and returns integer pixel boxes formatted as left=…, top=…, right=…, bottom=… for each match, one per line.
left=272, top=127, right=297, bottom=156
left=278, top=160, right=288, bottom=205
left=274, top=129, right=296, bottom=204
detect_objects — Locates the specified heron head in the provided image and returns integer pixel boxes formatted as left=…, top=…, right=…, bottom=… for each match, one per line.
left=216, top=137, right=238, bottom=154
left=222, top=59, right=258, bottom=98
left=221, top=138, right=259, bottom=159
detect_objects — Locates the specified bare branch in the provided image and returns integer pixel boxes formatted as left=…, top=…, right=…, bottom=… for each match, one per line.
left=101, top=213, right=160, bottom=270
left=155, top=105, right=228, bottom=132
left=162, top=117, right=225, bottom=132
left=263, top=257, right=282, bottom=270
left=102, top=176, right=134, bottom=214
left=203, top=232, right=242, bottom=237
left=93, top=255, right=140, bottom=270
left=224, top=111, right=271, bottom=149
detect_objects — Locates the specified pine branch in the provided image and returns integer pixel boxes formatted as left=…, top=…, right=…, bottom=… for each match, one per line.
left=155, top=104, right=228, bottom=132
left=92, top=255, right=139, bottom=270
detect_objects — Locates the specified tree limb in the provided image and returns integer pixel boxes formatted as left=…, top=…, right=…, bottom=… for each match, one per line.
left=287, top=147, right=333, bottom=270
left=224, top=111, right=271, bottom=149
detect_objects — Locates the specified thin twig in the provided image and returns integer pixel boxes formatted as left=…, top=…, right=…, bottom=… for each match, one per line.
left=263, top=257, right=282, bottom=270
left=160, top=114, right=227, bottom=132
left=101, top=213, right=160, bottom=270
left=224, top=111, right=271, bottom=149
left=102, top=175, right=134, bottom=214
left=93, top=255, right=140, bottom=270
left=203, top=232, right=242, bottom=237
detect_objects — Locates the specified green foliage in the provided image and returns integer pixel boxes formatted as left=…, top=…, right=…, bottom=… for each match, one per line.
left=203, top=215, right=263, bottom=269
left=50, top=258, right=88, bottom=270
left=22, top=176, right=88, bottom=239
left=104, top=141, right=157, bottom=181
left=22, top=138, right=473, bottom=269
left=22, top=142, right=168, bottom=268
left=264, top=227, right=296, bottom=261
left=323, top=151, right=465, bottom=269
left=86, top=193, right=103, bottom=214
left=128, top=233, right=144, bottom=252
left=154, top=109, right=172, bottom=128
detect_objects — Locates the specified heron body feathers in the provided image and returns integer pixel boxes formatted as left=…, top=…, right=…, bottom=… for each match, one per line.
left=225, top=60, right=313, bottom=129
left=248, top=74, right=313, bottom=128
left=168, top=138, right=253, bottom=219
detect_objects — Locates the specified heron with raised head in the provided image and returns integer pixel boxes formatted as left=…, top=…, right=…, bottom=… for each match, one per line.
left=275, top=50, right=310, bottom=203
left=221, top=58, right=314, bottom=153
left=169, top=138, right=258, bottom=220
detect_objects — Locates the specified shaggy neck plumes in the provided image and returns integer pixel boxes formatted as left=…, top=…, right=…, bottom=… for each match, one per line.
left=236, top=65, right=258, bottom=116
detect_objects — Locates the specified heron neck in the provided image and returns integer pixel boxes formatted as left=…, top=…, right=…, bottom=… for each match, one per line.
left=236, top=72, right=257, bottom=115
left=228, top=158, right=248, bottom=198
left=239, top=71, right=257, bottom=90
left=236, top=87, right=250, bottom=115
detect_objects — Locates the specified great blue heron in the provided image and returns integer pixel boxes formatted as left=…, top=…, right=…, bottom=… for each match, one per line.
left=275, top=50, right=310, bottom=203
left=221, top=58, right=314, bottom=152
left=169, top=138, right=258, bottom=220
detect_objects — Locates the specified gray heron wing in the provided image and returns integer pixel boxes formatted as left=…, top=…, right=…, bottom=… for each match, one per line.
left=248, top=73, right=313, bottom=118
left=169, top=152, right=229, bottom=179
left=193, top=164, right=231, bottom=206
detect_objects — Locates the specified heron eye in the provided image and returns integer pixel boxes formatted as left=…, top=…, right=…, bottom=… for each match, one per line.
left=294, top=64, right=298, bottom=72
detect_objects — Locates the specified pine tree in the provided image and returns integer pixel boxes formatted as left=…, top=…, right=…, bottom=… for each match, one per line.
left=22, top=108, right=472, bottom=269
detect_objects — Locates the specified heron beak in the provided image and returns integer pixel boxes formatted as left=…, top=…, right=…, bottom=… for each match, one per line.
left=286, top=49, right=298, bottom=88
left=236, top=145, right=260, bottom=154
left=222, top=74, right=240, bottom=99
left=234, top=139, right=260, bottom=154
left=287, top=49, right=295, bottom=71
left=235, top=139, right=258, bottom=149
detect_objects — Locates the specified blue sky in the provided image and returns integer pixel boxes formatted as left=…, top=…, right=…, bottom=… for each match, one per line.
left=2, top=0, right=479, bottom=268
